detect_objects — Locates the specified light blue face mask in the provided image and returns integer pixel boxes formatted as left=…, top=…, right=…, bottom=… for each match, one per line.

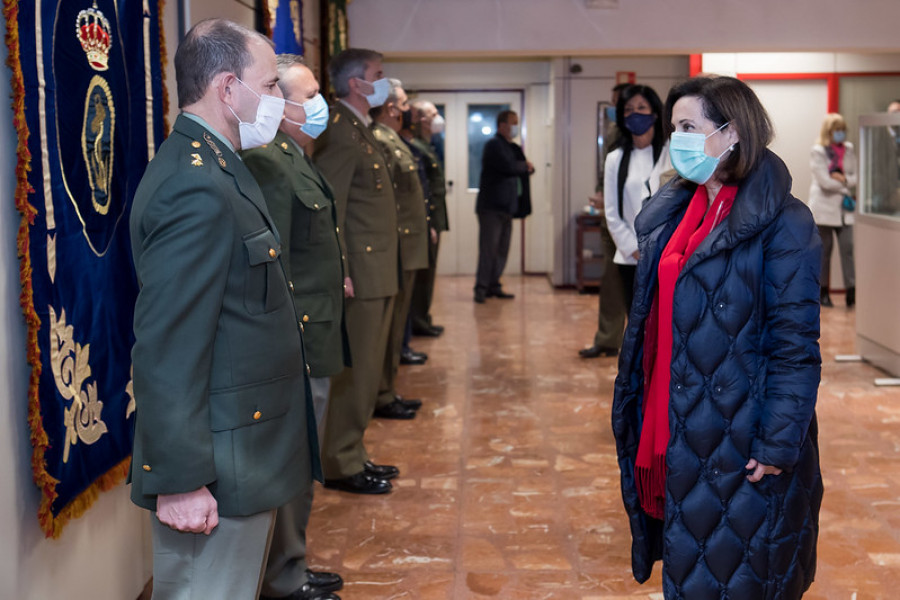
left=285, top=93, right=329, bottom=139
left=669, top=122, right=734, bottom=185
left=357, top=77, right=390, bottom=108
left=832, top=130, right=846, bottom=144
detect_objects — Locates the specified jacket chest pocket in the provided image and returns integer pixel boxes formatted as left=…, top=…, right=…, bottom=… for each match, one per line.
left=242, top=228, right=287, bottom=315
left=298, top=199, right=334, bottom=245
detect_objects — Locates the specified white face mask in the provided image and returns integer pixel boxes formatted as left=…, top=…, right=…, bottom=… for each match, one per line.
left=430, top=114, right=445, bottom=135
left=356, top=77, right=391, bottom=108
left=228, top=77, right=285, bottom=149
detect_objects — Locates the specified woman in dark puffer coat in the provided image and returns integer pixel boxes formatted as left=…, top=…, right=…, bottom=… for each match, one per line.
left=612, top=76, right=823, bottom=600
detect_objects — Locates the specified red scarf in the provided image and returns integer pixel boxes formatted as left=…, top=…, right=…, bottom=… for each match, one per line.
left=635, top=184, right=737, bottom=520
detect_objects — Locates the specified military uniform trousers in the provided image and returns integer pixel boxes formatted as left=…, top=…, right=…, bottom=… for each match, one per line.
left=377, top=268, right=419, bottom=408
left=410, top=233, right=441, bottom=331
left=592, top=223, right=626, bottom=349
left=323, top=294, right=395, bottom=478
left=151, top=509, right=276, bottom=600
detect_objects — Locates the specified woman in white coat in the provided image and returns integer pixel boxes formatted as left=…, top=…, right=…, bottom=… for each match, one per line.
left=808, top=112, right=857, bottom=307
left=603, top=84, right=671, bottom=311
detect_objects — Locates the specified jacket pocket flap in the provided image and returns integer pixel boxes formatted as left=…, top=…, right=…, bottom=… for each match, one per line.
left=295, top=292, right=335, bottom=324
left=208, top=378, right=292, bottom=431
left=243, top=228, right=281, bottom=266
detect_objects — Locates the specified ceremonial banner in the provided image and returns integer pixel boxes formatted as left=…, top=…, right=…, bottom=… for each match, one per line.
left=4, top=0, right=167, bottom=537
left=326, top=0, right=349, bottom=58
left=267, top=0, right=304, bottom=55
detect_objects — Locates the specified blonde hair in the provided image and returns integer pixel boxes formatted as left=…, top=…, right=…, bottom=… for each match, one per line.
left=817, top=113, right=846, bottom=146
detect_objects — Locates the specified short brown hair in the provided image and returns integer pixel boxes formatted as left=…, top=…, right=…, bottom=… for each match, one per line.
left=665, top=76, right=773, bottom=183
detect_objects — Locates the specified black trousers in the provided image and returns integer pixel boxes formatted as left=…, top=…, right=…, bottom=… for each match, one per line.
left=475, top=210, right=513, bottom=295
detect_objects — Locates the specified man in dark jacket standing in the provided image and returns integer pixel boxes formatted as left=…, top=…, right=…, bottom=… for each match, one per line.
left=474, top=110, right=534, bottom=303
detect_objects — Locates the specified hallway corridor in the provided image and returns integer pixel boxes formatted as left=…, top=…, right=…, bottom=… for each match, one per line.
left=306, top=276, right=900, bottom=599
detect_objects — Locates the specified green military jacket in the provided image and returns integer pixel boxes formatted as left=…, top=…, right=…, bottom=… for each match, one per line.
left=313, top=102, right=399, bottom=299
left=129, top=115, right=320, bottom=516
left=242, top=131, right=351, bottom=378
left=372, top=122, right=429, bottom=272
left=410, top=136, right=449, bottom=233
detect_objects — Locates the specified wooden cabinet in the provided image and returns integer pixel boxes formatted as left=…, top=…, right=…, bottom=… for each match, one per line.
left=575, top=213, right=606, bottom=292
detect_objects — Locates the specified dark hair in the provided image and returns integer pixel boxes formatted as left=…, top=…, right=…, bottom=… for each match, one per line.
left=328, top=48, right=383, bottom=98
left=665, top=76, right=773, bottom=183
left=613, top=84, right=665, bottom=216
left=175, top=19, right=261, bottom=108
left=612, top=82, right=631, bottom=94
left=497, top=110, right=517, bottom=127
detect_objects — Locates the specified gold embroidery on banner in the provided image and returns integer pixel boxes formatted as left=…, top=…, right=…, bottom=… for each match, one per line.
left=125, top=364, right=135, bottom=419
left=81, top=75, right=115, bottom=215
left=47, top=233, right=57, bottom=283
left=49, top=306, right=108, bottom=463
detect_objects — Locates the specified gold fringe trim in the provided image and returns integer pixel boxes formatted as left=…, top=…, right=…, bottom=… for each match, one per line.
left=157, top=0, right=170, bottom=135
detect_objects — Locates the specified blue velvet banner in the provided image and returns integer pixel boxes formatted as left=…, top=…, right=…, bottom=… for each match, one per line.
left=6, top=0, right=166, bottom=537
left=270, top=0, right=304, bottom=55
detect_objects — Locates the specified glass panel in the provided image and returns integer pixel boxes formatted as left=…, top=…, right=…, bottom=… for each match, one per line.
left=468, top=103, right=511, bottom=190
left=861, top=120, right=900, bottom=218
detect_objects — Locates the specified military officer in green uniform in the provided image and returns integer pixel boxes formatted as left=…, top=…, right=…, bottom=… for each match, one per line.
left=408, top=100, right=449, bottom=337
left=129, top=20, right=319, bottom=599
left=370, top=80, right=430, bottom=420
left=242, top=55, right=345, bottom=600
left=313, top=48, right=401, bottom=495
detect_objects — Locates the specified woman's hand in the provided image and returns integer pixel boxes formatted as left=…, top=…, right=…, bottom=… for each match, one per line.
left=830, top=171, right=847, bottom=184
left=632, top=250, right=641, bottom=260
left=745, top=458, right=782, bottom=482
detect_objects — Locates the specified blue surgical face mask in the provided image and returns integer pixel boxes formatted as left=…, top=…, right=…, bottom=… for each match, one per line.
left=832, top=130, right=846, bottom=144
left=356, top=77, right=390, bottom=108
left=669, top=122, right=735, bottom=185
left=624, top=112, right=656, bottom=136
left=284, top=93, right=329, bottom=139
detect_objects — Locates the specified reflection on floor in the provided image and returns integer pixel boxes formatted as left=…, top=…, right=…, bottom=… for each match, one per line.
left=306, top=275, right=900, bottom=599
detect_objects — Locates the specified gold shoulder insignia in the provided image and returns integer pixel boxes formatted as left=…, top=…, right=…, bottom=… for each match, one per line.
left=333, top=113, right=341, bottom=124
left=203, top=132, right=227, bottom=168
left=281, top=142, right=289, bottom=150
left=395, top=149, right=403, bottom=158
left=190, top=153, right=204, bottom=167
left=191, top=140, right=201, bottom=148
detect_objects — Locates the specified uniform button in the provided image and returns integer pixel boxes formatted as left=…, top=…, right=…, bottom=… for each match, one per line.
left=253, top=410, right=262, bottom=420
left=404, top=228, right=410, bottom=234
left=717, top=303, right=725, bottom=310
left=394, top=183, right=398, bottom=189
left=675, top=384, right=682, bottom=390
left=341, top=254, right=346, bottom=260
left=336, top=226, right=340, bottom=233
left=409, top=165, right=415, bottom=171
left=314, top=203, right=319, bottom=209
left=142, top=464, right=151, bottom=472
left=300, top=323, right=305, bottom=333
left=289, top=281, right=294, bottom=292
left=268, top=248, right=276, bottom=258
left=191, top=141, right=201, bottom=148
left=303, top=315, right=310, bottom=322
left=306, top=364, right=311, bottom=374
left=366, top=246, right=372, bottom=252
left=715, top=386, right=723, bottom=394
left=373, top=163, right=380, bottom=169
left=376, top=184, right=383, bottom=190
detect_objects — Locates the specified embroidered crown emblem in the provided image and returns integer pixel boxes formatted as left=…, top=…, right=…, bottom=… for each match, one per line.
left=76, top=1, right=112, bottom=72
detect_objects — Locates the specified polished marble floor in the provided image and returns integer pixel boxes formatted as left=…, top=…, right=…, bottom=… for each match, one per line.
left=306, top=275, right=900, bottom=599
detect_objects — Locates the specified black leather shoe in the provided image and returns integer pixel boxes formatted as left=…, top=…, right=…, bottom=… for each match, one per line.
left=487, top=289, right=514, bottom=299
left=364, top=460, right=399, bottom=480
left=474, top=293, right=486, bottom=304
left=412, top=324, right=443, bottom=337
left=323, top=472, right=392, bottom=494
left=399, top=349, right=427, bottom=365
left=305, top=569, right=343, bottom=593
left=373, top=399, right=416, bottom=419
left=260, top=581, right=340, bottom=600
left=579, top=345, right=618, bottom=359
left=395, top=394, right=422, bottom=410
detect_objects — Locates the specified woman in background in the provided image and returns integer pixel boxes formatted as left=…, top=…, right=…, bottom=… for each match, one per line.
left=808, top=112, right=857, bottom=307
left=612, top=76, right=822, bottom=599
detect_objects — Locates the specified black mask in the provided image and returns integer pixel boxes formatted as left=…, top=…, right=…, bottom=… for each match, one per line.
left=401, top=109, right=413, bottom=130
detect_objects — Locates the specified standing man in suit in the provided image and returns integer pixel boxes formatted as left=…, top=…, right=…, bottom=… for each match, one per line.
left=408, top=100, right=448, bottom=337
left=314, top=48, right=400, bottom=494
left=474, top=110, right=534, bottom=303
left=371, top=79, right=429, bottom=420
left=242, top=54, right=346, bottom=600
left=129, top=19, right=319, bottom=598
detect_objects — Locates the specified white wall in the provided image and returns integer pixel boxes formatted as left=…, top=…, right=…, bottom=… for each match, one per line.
left=349, top=0, right=900, bottom=57
left=0, top=11, right=151, bottom=600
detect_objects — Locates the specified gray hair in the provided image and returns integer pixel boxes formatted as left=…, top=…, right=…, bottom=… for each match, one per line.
left=386, top=78, right=404, bottom=105
left=328, top=48, right=383, bottom=98
left=411, top=99, right=435, bottom=118
left=275, top=53, right=307, bottom=94
left=175, top=18, right=271, bottom=107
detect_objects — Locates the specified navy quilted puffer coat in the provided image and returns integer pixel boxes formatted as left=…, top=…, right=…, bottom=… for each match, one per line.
left=612, top=150, right=823, bottom=599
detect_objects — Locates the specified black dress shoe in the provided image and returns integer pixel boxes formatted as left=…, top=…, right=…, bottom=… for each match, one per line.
left=474, top=293, right=486, bottom=304
left=373, top=399, right=416, bottom=419
left=260, top=581, right=340, bottom=600
left=412, top=324, right=443, bottom=337
left=578, top=345, right=618, bottom=358
left=487, top=289, right=514, bottom=299
left=323, top=472, right=392, bottom=494
left=364, top=460, right=399, bottom=480
left=305, top=569, right=343, bottom=593
left=395, top=394, right=422, bottom=410
left=399, top=349, right=427, bottom=365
